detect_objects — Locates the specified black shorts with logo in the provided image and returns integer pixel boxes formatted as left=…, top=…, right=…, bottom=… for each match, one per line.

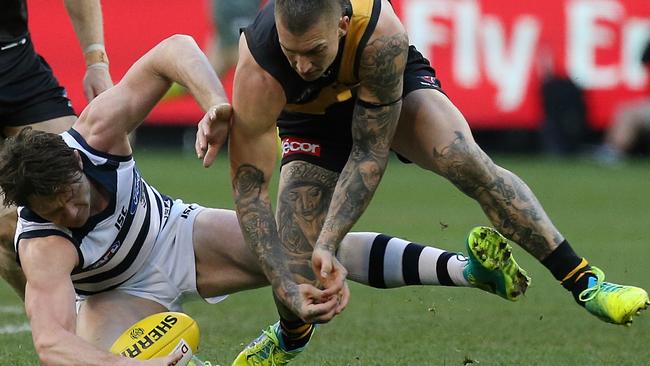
left=278, top=45, right=443, bottom=173
left=0, top=34, right=75, bottom=132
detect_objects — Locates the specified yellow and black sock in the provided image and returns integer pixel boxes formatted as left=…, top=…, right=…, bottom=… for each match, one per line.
left=279, top=318, right=313, bottom=351
left=541, top=240, right=594, bottom=306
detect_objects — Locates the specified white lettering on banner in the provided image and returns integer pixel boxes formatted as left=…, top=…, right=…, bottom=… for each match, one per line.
left=454, top=1, right=482, bottom=87
left=482, top=15, right=540, bottom=111
left=568, top=0, right=650, bottom=90
left=621, top=20, right=650, bottom=89
left=404, top=0, right=539, bottom=111
left=405, top=0, right=481, bottom=87
left=402, top=0, right=650, bottom=113
left=567, top=0, right=623, bottom=89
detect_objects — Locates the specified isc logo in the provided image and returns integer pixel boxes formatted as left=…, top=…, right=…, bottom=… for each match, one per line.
left=282, top=137, right=321, bottom=157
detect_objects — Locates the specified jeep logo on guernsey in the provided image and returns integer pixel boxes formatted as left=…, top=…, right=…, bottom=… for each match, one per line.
left=282, top=137, right=321, bottom=158
left=120, top=314, right=178, bottom=358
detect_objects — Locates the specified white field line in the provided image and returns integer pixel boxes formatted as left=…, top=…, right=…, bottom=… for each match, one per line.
left=0, top=305, right=29, bottom=334
left=0, top=323, right=30, bottom=334
left=0, top=305, right=24, bottom=314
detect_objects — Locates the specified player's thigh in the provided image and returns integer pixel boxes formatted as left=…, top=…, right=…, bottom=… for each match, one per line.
left=391, top=88, right=486, bottom=174
left=0, top=205, right=17, bottom=250
left=0, top=206, right=25, bottom=297
left=3, top=115, right=76, bottom=136
left=76, top=291, right=167, bottom=350
left=275, top=160, right=338, bottom=282
left=192, top=208, right=268, bottom=298
left=0, top=206, right=18, bottom=264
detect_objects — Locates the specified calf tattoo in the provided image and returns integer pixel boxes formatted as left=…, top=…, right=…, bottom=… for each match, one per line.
left=432, top=132, right=562, bottom=259
left=277, top=162, right=338, bottom=284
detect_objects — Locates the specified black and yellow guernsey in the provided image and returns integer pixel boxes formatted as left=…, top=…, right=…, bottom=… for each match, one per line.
left=244, top=0, right=382, bottom=116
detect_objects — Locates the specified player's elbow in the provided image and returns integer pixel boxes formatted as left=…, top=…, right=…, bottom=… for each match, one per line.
left=33, top=335, right=57, bottom=366
left=33, top=331, right=66, bottom=366
left=158, top=34, right=202, bottom=62
left=163, top=34, right=199, bottom=50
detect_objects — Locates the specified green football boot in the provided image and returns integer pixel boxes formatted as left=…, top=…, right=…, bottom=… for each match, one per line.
left=231, top=322, right=311, bottom=366
left=463, top=226, right=531, bottom=301
left=579, top=266, right=650, bottom=325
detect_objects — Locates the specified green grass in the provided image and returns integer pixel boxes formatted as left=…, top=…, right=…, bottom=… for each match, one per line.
left=2, top=151, right=650, bottom=365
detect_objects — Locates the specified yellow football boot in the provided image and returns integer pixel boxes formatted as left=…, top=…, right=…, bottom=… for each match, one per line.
left=232, top=322, right=310, bottom=366
left=580, top=267, right=650, bottom=325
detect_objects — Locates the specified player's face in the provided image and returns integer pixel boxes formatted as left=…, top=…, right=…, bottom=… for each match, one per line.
left=277, top=15, right=349, bottom=81
left=28, top=175, right=92, bottom=228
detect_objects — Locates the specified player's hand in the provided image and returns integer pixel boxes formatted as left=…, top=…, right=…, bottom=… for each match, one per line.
left=283, top=282, right=342, bottom=324
left=312, top=246, right=349, bottom=315
left=83, top=66, right=113, bottom=101
left=195, top=103, right=232, bottom=167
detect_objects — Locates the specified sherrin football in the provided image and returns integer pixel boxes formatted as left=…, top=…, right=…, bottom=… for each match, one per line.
left=110, top=312, right=200, bottom=365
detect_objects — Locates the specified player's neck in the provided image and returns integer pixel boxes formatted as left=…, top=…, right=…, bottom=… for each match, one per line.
left=88, top=177, right=109, bottom=216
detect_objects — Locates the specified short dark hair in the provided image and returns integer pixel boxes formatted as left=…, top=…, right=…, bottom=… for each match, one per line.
left=275, top=0, right=349, bottom=34
left=0, top=128, right=81, bottom=207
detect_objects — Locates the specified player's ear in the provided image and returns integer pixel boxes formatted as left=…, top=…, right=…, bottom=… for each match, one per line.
left=338, top=15, right=350, bottom=38
left=73, top=149, right=83, bottom=170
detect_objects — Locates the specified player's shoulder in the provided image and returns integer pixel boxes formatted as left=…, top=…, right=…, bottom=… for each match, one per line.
left=367, top=0, right=408, bottom=45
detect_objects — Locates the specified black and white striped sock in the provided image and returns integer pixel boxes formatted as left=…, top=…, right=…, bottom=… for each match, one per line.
left=337, top=232, right=470, bottom=288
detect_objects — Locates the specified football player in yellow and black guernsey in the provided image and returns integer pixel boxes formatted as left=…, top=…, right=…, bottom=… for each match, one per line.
left=222, top=0, right=649, bottom=364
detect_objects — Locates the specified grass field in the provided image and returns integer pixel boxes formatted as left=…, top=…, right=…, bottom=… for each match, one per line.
left=1, top=151, right=650, bottom=365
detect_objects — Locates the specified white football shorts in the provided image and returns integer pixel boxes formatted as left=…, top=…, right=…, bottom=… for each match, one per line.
left=77, top=199, right=227, bottom=312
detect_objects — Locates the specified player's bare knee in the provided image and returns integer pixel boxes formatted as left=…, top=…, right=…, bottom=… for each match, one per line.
left=434, top=142, right=501, bottom=195
left=0, top=209, right=17, bottom=252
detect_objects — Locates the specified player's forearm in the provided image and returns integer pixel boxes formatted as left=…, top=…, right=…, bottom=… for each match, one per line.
left=317, top=102, right=402, bottom=253
left=32, top=327, right=129, bottom=366
left=155, top=35, right=228, bottom=111
left=232, top=164, right=300, bottom=301
left=64, top=0, right=105, bottom=49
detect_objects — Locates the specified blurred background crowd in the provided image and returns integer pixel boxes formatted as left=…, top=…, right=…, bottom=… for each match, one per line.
left=28, top=0, right=650, bottom=162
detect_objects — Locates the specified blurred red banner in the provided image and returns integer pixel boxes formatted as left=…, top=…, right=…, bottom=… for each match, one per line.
left=28, top=0, right=650, bottom=129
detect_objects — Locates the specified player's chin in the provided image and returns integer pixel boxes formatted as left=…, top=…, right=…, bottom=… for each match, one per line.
left=299, top=71, right=323, bottom=81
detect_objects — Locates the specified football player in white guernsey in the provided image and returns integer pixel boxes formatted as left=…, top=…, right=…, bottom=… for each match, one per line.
left=0, top=34, right=319, bottom=366
left=0, top=34, right=536, bottom=366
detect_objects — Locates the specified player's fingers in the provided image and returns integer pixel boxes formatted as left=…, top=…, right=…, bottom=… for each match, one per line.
left=304, top=296, right=339, bottom=323
left=316, top=277, right=344, bottom=302
left=298, top=283, right=326, bottom=302
left=203, top=144, right=218, bottom=168
left=323, top=264, right=346, bottom=292
left=336, top=283, right=350, bottom=314
left=195, top=124, right=206, bottom=158
left=319, top=256, right=332, bottom=280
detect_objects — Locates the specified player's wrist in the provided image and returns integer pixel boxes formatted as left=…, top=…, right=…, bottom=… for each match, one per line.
left=84, top=43, right=109, bottom=69
left=314, top=242, right=336, bottom=254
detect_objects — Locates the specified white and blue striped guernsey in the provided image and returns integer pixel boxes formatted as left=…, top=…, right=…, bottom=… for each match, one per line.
left=14, top=129, right=173, bottom=296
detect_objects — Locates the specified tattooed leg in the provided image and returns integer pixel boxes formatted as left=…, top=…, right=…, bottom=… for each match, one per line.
left=391, top=89, right=563, bottom=260
left=274, top=161, right=338, bottom=318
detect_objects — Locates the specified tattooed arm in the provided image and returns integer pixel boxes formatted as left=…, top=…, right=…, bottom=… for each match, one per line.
left=230, top=37, right=340, bottom=322
left=313, top=6, right=409, bottom=277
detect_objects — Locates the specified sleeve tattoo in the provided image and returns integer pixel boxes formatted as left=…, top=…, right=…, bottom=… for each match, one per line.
left=319, top=32, right=409, bottom=252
